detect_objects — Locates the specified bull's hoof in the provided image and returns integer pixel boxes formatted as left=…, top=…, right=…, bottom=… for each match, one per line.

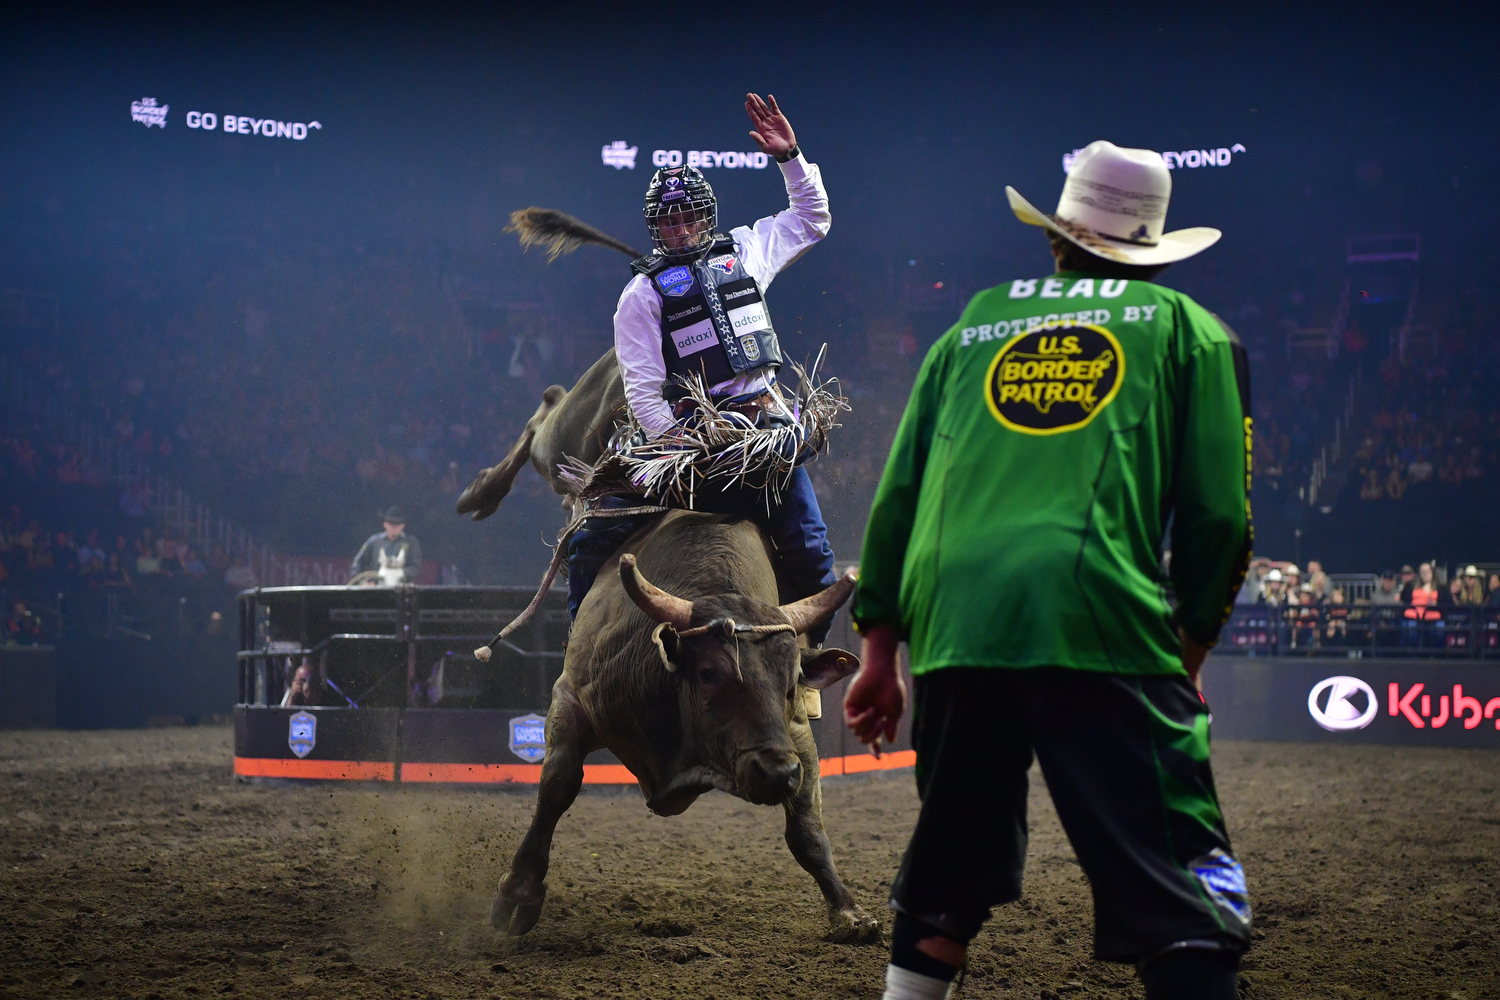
left=490, top=877, right=547, bottom=936
left=825, top=905, right=881, bottom=944
left=455, top=474, right=505, bottom=521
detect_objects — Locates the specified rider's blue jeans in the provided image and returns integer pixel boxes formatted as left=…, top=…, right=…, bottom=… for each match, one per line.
left=566, top=468, right=838, bottom=646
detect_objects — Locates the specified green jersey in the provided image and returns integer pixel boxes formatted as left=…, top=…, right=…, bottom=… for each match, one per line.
left=852, top=271, right=1253, bottom=677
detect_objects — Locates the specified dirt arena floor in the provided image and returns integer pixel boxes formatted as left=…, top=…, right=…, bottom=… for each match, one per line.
left=1, top=726, right=1497, bottom=1000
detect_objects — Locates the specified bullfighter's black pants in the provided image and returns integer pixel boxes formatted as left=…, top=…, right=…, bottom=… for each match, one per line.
left=889, top=666, right=1252, bottom=965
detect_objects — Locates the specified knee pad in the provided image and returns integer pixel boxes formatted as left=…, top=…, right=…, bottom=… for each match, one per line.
left=891, top=913, right=964, bottom=983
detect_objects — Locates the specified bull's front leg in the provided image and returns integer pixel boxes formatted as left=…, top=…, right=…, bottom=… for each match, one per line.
left=783, top=719, right=881, bottom=943
left=491, top=689, right=590, bottom=936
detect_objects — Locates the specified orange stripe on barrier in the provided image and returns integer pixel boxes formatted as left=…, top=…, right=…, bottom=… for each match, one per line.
left=399, top=762, right=639, bottom=784
left=232, top=757, right=394, bottom=781
left=836, top=749, right=917, bottom=774
left=231, top=754, right=912, bottom=784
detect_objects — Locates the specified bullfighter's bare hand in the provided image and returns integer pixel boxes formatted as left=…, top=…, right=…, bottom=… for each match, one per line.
left=844, top=623, right=905, bottom=748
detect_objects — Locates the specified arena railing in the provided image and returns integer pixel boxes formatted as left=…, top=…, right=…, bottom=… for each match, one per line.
left=1218, top=604, right=1500, bottom=658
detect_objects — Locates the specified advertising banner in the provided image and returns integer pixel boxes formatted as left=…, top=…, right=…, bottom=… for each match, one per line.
left=1201, top=657, right=1500, bottom=747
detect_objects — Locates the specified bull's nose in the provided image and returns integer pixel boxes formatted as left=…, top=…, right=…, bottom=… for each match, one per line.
left=744, top=755, right=802, bottom=803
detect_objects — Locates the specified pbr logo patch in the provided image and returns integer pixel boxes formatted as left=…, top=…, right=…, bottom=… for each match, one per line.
left=984, top=325, right=1124, bottom=435
left=657, top=266, right=694, bottom=297
left=706, top=253, right=737, bottom=274
left=288, top=711, right=316, bottom=759
left=739, top=335, right=761, bottom=362
left=508, top=713, right=547, bottom=763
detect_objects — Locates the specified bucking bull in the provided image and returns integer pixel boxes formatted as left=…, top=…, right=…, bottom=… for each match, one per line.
left=454, top=211, right=879, bottom=942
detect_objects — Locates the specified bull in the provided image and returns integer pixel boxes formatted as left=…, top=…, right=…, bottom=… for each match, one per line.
left=457, top=361, right=880, bottom=943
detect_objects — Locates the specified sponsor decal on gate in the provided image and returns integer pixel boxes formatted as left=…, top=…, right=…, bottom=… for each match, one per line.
left=657, top=266, right=693, bottom=297
left=984, top=325, right=1124, bottom=435
left=288, top=711, right=317, bottom=758
left=1307, top=676, right=1378, bottom=731
left=509, top=713, right=547, bottom=763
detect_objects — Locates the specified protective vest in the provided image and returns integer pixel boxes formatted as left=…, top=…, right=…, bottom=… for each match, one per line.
left=631, top=235, right=783, bottom=399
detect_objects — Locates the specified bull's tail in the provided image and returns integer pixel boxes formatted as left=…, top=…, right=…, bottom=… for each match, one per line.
left=505, top=208, right=644, bottom=262
left=455, top=384, right=566, bottom=521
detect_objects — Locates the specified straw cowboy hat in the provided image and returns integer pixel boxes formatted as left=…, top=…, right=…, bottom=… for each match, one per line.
left=1007, top=140, right=1221, bottom=265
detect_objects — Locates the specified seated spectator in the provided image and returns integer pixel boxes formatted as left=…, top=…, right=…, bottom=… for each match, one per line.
left=135, top=531, right=161, bottom=576
left=6, top=602, right=45, bottom=645
left=1282, top=565, right=1303, bottom=605
left=1398, top=564, right=1417, bottom=603
left=1443, top=576, right=1463, bottom=607
left=1260, top=568, right=1285, bottom=606
left=101, top=552, right=133, bottom=589
left=1326, top=587, right=1350, bottom=640
left=179, top=546, right=207, bottom=578
left=76, top=530, right=106, bottom=574
left=224, top=560, right=258, bottom=590
left=1404, top=562, right=1442, bottom=622
left=1236, top=558, right=1272, bottom=605
left=1458, top=565, right=1486, bottom=606
left=1370, top=569, right=1403, bottom=605
left=1305, top=560, right=1332, bottom=600
left=1487, top=573, right=1500, bottom=607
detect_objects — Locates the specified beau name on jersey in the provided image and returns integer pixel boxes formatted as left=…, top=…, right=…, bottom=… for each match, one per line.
left=959, top=277, right=1160, bottom=349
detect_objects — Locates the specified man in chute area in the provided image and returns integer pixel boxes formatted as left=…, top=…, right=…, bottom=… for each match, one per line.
left=565, top=93, right=840, bottom=647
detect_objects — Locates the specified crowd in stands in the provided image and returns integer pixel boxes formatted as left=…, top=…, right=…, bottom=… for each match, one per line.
left=5, top=218, right=1498, bottom=581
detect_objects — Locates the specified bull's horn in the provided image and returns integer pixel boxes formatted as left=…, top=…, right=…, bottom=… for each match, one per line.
left=618, top=554, right=693, bottom=628
left=779, top=567, right=859, bottom=636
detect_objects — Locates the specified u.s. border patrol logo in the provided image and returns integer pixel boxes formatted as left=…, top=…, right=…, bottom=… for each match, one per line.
left=985, top=325, right=1124, bottom=435
left=657, top=266, right=693, bottom=297
left=288, top=711, right=316, bottom=759
left=508, top=713, right=547, bottom=763
left=739, top=335, right=761, bottom=362
left=706, top=253, right=737, bottom=274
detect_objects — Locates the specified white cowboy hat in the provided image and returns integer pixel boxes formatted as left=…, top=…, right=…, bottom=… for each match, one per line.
left=1007, top=140, right=1221, bottom=266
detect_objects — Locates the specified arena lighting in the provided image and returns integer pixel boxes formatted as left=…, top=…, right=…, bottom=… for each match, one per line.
left=1061, top=143, right=1246, bottom=173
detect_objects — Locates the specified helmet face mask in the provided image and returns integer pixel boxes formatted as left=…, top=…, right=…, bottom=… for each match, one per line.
left=644, top=166, right=718, bottom=261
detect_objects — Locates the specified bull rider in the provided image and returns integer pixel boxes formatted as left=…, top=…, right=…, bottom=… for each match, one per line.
left=566, top=93, right=839, bottom=645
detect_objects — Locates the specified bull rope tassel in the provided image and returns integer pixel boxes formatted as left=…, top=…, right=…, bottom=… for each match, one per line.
left=473, top=503, right=668, bottom=662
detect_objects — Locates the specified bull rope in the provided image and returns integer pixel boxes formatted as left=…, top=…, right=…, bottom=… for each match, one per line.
left=473, top=503, right=668, bottom=663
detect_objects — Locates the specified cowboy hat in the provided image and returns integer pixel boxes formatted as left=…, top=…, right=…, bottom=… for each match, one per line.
left=380, top=505, right=407, bottom=524
left=1007, top=140, right=1221, bottom=266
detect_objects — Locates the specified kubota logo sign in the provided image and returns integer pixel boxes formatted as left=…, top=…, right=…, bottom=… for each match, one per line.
left=1308, top=676, right=1500, bottom=732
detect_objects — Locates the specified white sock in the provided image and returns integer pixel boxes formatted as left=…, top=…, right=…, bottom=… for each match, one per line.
left=883, top=963, right=954, bottom=1000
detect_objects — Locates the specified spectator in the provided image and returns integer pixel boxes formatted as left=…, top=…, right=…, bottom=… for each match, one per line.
left=101, top=552, right=132, bottom=589
left=1236, top=558, right=1271, bottom=605
left=6, top=601, right=45, bottom=645
left=1443, top=576, right=1463, bottom=608
left=76, top=529, right=105, bottom=573
left=1404, top=562, right=1442, bottom=622
left=280, top=659, right=320, bottom=707
left=1260, top=568, right=1285, bottom=606
left=1370, top=569, right=1403, bottom=605
left=1398, top=564, right=1417, bottom=603
left=135, top=531, right=161, bottom=576
left=224, top=560, right=258, bottom=590
left=1281, top=565, right=1303, bottom=606
left=1326, top=587, right=1350, bottom=641
left=179, top=546, right=207, bottom=578
left=1305, top=560, right=1332, bottom=600
left=1458, top=565, right=1486, bottom=606
left=1487, top=572, right=1500, bottom=606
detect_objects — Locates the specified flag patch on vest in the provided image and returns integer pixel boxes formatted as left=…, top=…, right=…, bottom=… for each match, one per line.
left=656, top=266, right=693, bottom=297
left=706, top=253, right=737, bottom=274
left=984, top=325, right=1124, bottom=435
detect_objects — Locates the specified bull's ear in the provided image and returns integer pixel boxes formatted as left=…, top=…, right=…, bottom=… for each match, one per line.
left=651, top=623, right=681, bottom=673
left=798, top=647, right=860, bottom=690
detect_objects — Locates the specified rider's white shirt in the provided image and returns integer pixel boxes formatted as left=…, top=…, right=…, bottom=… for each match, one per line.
left=613, top=153, right=830, bottom=438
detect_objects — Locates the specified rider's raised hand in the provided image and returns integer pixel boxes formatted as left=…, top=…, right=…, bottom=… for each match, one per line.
left=745, top=93, right=797, bottom=160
